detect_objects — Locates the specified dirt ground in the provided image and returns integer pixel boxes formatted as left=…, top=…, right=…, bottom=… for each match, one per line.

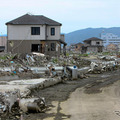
left=20, top=68, right=120, bottom=120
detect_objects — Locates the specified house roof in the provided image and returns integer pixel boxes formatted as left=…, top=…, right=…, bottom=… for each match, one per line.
left=83, top=37, right=103, bottom=42
left=6, top=14, right=62, bottom=26
left=74, top=42, right=83, bottom=46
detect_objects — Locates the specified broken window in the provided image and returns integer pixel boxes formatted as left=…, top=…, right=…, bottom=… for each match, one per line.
left=51, top=28, right=55, bottom=36
left=31, top=44, right=42, bottom=52
left=31, top=27, right=40, bottom=35
left=51, top=43, right=55, bottom=51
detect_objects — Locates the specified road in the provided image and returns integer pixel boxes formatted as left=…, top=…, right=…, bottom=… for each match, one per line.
left=24, top=69, right=120, bottom=120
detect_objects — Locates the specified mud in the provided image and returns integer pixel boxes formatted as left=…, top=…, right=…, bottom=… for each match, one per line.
left=20, top=69, right=120, bottom=120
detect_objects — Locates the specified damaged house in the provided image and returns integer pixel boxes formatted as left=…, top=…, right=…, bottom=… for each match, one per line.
left=83, top=37, right=103, bottom=53
left=6, top=14, right=66, bottom=56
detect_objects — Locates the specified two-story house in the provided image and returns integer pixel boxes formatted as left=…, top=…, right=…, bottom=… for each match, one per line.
left=69, top=43, right=84, bottom=53
left=83, top=37, right=103, bottom=53
left=6, top=14, right=66, bottom=56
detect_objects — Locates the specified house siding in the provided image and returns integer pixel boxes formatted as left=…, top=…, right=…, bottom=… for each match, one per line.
left=7, top=25, right=61, bottom=41
left=91, top=40, right=103, bottom=46
left=46, top=26, right=60, bottom=40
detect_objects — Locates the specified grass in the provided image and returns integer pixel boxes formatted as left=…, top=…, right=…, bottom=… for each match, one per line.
left=52, top=58, right=58, bottom=63
left=79, top=54, right=89, bottom=57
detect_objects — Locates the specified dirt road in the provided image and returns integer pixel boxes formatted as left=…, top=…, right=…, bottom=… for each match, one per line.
left=24, top=69, right=120, bottom=120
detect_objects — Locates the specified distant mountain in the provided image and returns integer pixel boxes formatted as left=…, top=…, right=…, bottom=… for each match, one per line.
left=65, top=27, right=120, bottom=45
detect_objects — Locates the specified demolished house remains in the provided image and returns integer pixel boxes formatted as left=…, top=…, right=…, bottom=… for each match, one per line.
left=0, top=52, right=119, bottom=119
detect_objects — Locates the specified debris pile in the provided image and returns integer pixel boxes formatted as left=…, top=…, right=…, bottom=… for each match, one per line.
left=51, top=56, right=91, bottom=68
left=0, top=89, right=20, bottom=119
left=0, top=89, right=46, bottom=119
left=19, top=97, right=46, bottom=113
left=88, top=61, right=118, bottom=73
left=97, top=55, right=117, bottom=61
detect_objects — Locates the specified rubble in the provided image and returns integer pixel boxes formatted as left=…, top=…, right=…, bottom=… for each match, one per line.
left=97, top=55, right=117, bottom=61
left=88, top=60, right=118, bottom=73
left=0, top=90, right=20, bottom=119
left=0, top=52, right=119, bottom=119
left=19, top=97, right=46, bottom=113
left=0, top=89, right=46, bottom=119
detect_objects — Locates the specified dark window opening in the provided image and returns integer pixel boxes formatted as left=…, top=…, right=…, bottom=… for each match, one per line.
left=51, top=28, right=55, bottom=35
left=48, top=48, right=50, bottom=51
left=31, top=44, right=42, bottom=52
left=51, top=43, right=55, bottom=51
left=31, top=27, right=40, bottom=35
left=96, top=42, right=100, bottom=45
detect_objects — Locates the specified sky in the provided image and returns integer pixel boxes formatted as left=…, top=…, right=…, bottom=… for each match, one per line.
left=1, top=0, right=120, bottom=34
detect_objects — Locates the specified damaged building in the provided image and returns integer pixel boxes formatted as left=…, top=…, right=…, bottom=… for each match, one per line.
left=83, top=37, right=103, bottom=53
left=6, top=14, right=66, bottom=57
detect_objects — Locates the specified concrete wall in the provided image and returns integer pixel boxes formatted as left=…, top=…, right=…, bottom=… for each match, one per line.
left=87, top=46, right=103, bottom=53
left=0, top=36, right=7, bottom=46
left=7, top=25, right=61, bottom=40
left=60, top=34, right=65, bottom=42
left=7, top=40, right=61, bottom=57
left=87, top=46, right=98, bottom=53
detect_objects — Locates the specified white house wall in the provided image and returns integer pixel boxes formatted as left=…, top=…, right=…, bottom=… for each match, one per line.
left=91, top=40, right=103, bottom=46
left=46, top=26, right=60, bottom=40
left=7, top=25, right=61, bottom=40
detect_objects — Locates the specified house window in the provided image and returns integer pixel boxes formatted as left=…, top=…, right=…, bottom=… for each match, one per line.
left=51, top=43, right=55, bottom=51
left=31, top=27, right=40, bottom=35
left=51, top=28, right=55, bottom=35
left=31, top=44, right=42, bottom=52
left=96, top=42, right=100, bottom=45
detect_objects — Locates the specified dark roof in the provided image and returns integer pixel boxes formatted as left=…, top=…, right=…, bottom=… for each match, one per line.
left=6, top=14, right=62, bottom=26
left=83, top=37, right=103, bottom=42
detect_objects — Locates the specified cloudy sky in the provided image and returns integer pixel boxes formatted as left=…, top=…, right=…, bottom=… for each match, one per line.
left=1, top=0, right=120, bottom=34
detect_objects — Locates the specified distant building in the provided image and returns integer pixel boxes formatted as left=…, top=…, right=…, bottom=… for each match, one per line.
left=0, top=36, right=7, bottom=52
left=69, top=43, right=84, bottom=53
left=74, top=43, right=84, bottom=51
left=6, top=14, right=66, bottom=56
left=118, top=44, right=120, bottom=52
left=106, top=44, right=118, bottom=52
left=101, top=33, right=120, bottom=46
left=83, top=37, right=103, bottom=53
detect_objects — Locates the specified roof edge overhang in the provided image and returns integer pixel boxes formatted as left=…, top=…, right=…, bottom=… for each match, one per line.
left=6, top=23, right=62, bottom=26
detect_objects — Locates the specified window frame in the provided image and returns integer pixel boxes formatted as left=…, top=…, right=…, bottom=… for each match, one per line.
left=31, top=27, right=40, bottom=35
left=51, top=43, right=55, bottom=51
left=51, top=28, right=55, bottom=36
left=96, top=42, right=100, bottom=45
